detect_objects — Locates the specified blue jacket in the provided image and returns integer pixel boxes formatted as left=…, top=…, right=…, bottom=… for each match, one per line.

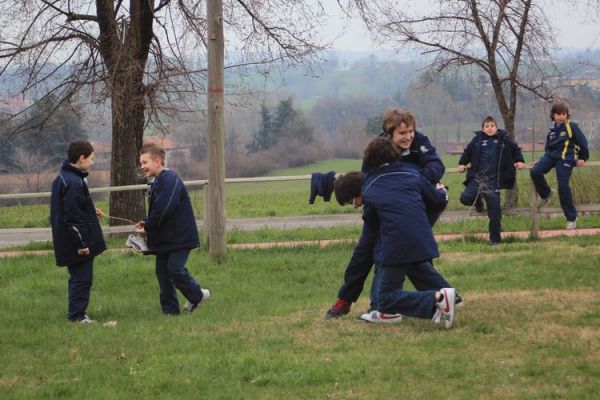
left=362, top=160, right=448, bottom=267
left=144, top=169, right=200, bottom=253
left=50, top=162, right=106, bottom=266
left=544, top=120, right=589, bottom=162
left=367, top=130, right=445, bottom=184
left=459, top=129, right=525, bottom=190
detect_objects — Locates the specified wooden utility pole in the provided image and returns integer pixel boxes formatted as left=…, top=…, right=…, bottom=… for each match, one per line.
left=206, top=0, right=226, bottom=260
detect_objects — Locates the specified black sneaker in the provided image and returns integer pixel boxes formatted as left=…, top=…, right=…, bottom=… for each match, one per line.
left=325, top=298, right=350, bottom=319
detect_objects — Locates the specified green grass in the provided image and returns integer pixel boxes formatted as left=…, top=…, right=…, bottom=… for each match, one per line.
left=2, top=155, right=600, bottom=228
left=1, top=235, right=599, bottom=399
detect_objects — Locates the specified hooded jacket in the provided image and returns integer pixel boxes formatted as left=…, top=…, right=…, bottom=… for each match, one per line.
left=459, top=129, right=524, bottom=190
left=50, top=162, right=106, bottom=266
left=361, top=160, right=448, bottom=267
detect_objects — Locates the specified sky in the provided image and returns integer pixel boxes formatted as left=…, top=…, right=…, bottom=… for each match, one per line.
left=321, top=2, right=600, bottom=53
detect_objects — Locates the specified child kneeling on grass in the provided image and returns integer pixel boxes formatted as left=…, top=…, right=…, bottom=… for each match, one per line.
left=338, top=137, right=459, bottom=328
left=135, top=143, right=210, bottom=315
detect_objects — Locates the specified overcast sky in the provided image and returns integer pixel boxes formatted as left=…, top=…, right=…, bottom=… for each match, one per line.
left=321, top=2, right=600, bottom=53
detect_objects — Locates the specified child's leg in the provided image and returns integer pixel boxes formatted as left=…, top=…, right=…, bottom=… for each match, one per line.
left=165, top=249, right=205, bottom=305
left=484, top=183, right=502, bottom=243
left=530, top=155, right=555, bottom=198
left=67, top=258, right=94, bottom=321
left=155, top=253, right=180, bottom=315
left=407, top=259, right=451, bottom=291
left=377, top=262, right=436, bottom=319
left=459, top=179, right=480, bottom=207
left=555, top=160, right=577, bottom=221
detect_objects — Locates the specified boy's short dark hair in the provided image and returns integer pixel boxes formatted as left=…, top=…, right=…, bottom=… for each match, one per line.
left=382, top=108, right=417, bottom=137
left=67, top=140, right=94, bottom=163
left=140, top=142, right=166, bottom=164
left=550, top=102, right=570, bottom=120
left=363, top=137, right=401, bottom=170
left=333, top=171, right=363, bottom=206
left=482, top=116, right=497, bottom=128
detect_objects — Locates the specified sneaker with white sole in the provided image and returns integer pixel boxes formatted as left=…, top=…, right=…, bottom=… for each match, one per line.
left=565, top=219, right=577, bottom=230
left=435, top=288, right=456, bottom=330
left=70, top=314, right=96, bottom=324
left=184, top=288, right=211, bottom=312
left=538, top=188, right=556, bottom=208
left=433, top=291, right=463, bottom=324
left=360, top=310, right=403, bottom=324
left=126, top=234, right=149, bottom=253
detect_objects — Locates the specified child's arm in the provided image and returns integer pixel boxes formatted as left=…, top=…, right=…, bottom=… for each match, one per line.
left=420, top=177, right=449, bottom=212
left=507, top=136, right=526, bottom=170
left=144, top=173, right=183, bottom=232
left=457, top=140, right=473, bottom=173
left=417, top=135, right=445, bottom=184
left=572, top=122, right=589, bottom=164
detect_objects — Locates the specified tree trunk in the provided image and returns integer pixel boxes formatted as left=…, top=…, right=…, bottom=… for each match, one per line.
left=503, top=113, right=519, bottom=208
left=108, top=77, right=146, bottom=225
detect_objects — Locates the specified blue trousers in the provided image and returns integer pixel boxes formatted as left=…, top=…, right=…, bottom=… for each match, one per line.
left=460, top=178, right=502, bottom=243
left=370, top=260, right=451, bottom=308
left=530, top=155, right=577, bottom=221
left=376, top=260, right=446, bottom=319
left=67, top=258, right=94, bottom=321
left=155, top=249, right=204, bottom=315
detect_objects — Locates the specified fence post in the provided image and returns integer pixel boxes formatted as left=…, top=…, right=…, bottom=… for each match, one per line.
left=530, top=178, right=539, bottom=239
left=203, top=183, right=210, bottom=247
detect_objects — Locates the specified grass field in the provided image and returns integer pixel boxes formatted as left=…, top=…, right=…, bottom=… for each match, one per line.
left=1, top=235, right=599, bottom=399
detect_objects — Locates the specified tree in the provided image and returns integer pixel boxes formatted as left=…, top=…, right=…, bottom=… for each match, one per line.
left=248, top=103, right=274, bottom=152
left=350, top=0, right=560, bottom=206
left=0, top=0, right=327, bottom=222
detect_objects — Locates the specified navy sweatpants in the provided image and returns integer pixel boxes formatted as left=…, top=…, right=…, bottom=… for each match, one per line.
left=155, top=249, right=205, bottom=315
left=67, top=258, right=94, bottom=321
left=460, top=178, right=502, bottom=243
left=530, top=154, right=577, bottom=221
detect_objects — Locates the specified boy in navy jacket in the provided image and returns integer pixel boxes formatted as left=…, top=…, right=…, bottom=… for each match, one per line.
left=530, top=102, right=589, bottom=229
left=326, top=108, right=446, bottom=319
left=458, top=116, right=525, bottom=244
left=51, top=140, right=106, bottom=324
left=358, top=137, right=457, bottom=328
left=135, top=143, right=210, bottom=315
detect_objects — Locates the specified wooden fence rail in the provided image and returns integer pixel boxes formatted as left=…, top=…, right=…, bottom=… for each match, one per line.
left=1, top=163, right=600, bottom=241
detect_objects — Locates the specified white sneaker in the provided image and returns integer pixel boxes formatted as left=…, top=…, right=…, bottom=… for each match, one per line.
left=78, top=314, right=96, bottom=324
left=126, top=234, right=149, bottom=253
left=436, top=288, right=456, bottom=330
left=433, top=290, right=463, bottom=324
left=565, top=219, right=577, bottom=230
left=538, top=188, right=556, bottom=208
left=359, top=310, right=402, bottom=324
left=184, top=289, right=211, bottom=312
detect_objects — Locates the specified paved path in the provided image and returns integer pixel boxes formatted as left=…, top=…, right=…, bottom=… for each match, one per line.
left=0, top=207, right=577, bottom=249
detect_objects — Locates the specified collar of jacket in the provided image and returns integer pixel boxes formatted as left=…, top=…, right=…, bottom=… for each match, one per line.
left=61, top=161, right=88, bottom=178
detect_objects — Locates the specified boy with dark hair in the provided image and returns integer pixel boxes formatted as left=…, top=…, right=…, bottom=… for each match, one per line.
left=325, top=108, right=446, bottom=319
left=457, top=116, right=525, bottom=244
left=530, top=102, right=589, bottom=229
left=51, top=140, right=106, bottom=324
left=358, top=137, right=457, bottom=328
left=135, top=142, right=210, bottom=315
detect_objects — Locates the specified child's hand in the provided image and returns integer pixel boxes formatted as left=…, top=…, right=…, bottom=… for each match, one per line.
left=78, top=248, right=90, bottom=256
left=96, top=208, right=105, bottom=218
left=514, top=162, right=526, bottom=170
left=576, top=160, right=586, bottom=167
left=457, top=165, right=467, bottom=173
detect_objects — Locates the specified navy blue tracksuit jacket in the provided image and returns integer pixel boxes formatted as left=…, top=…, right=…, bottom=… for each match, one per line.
left=50, top=162, right=106, bottom=266
left=144, top=169, right=200, bottom=253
